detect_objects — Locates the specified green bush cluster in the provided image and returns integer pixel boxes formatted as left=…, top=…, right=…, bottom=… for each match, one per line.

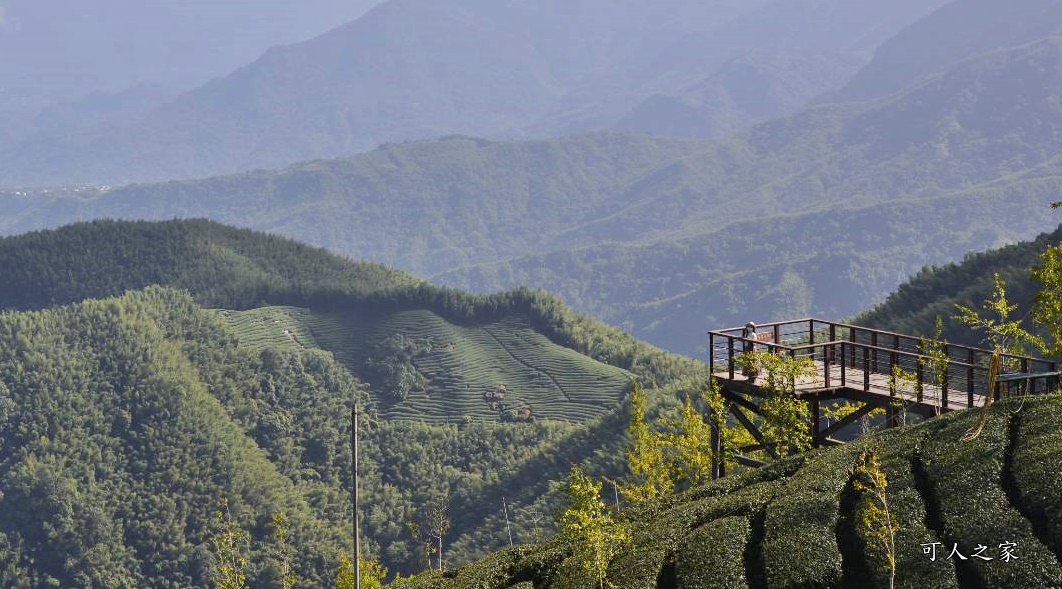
left=918, top=403, right=1062, bottom=588
left=1008, top=395, right=1062, bottom=563
left=865, top=429, right=957, bottom=589
left=675, top=516, right=751, bottom=589
left=760, top=444, right=862, bottom=588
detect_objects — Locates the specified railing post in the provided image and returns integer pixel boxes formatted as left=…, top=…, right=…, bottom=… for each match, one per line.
left=863, top=346, right=870, bottom=392
left=728, top=337, right=735, bottom=381
left=810, top=399, right=821, bottom=446
left=871, top=331, right=878, bottom=373
left=1022, top=358, right=1030, bottom=395
left=809, top=320, right=815, bottom=346
left=709, top=332, right=715, bottom=376
left=891, top=335, right=899, bottom=379
left=941, top=344, right=949, bottom=409
left=824, top=344, right=831, bottom=388
left=829, top=324, right=836, bottom=352
left=840, top=343, right=846, bottom=386
left=774, top=324, right=780, bottom=347
left=916, top=340, right=924, bottom=403
left=967, top=349, right=975, bottom=408
left=849, top=328, right=857, bottom=369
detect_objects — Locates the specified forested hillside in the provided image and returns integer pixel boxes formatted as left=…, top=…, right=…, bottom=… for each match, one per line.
left=8, top=37, right=1062, bottom=355
left=857, top=224, right=1062, bottom=344
left=0, top=220, right=708, bottom=580
left=0, top=287, right=357, bottom=587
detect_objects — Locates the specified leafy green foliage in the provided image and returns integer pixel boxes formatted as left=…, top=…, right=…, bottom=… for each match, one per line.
left=211, top=504, right=251, bottom=589
left=1010, top=395, right=1062, bottom=562
left=559, top=467, right=631, bottom=589
left=918, top=407, right=1062, bottom=588
left=1032, top=244, right=1062, bottom=356
left=360, top=557, right=389, bottom=589
left=621, top=382, right=672, bottom=504
left=851, top=450, right=896, bottom=589
left=954, top=273, right=1043, bottom=358
left=0, top=288, right=359, bottom=587
left=736, top=351, right=817, bottom=455
left=674, top=517, right=750, bottom=589
left=919, top=317, right=950, bottom=389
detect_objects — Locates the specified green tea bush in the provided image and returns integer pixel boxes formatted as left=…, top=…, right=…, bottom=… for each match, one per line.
left=676, top=516, right=751, bottom=589
left=760, top=444, right=862, bottom=588
left=918, top=402, right=1062, bottom=588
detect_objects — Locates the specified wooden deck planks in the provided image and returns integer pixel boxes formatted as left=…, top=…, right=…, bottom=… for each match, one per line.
left=714, top=359, right=988, bottom=410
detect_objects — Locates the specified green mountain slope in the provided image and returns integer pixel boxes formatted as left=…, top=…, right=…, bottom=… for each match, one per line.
left=0, top=220, right=698, bottom=421
left=0, top=287, right=357, bottom=587
left=406, top=395, right=1062, bottom=589
left=0, top=220, right=710, bottom=578
left=0, top=218, right=421, bottom=311
left=856, top=224, right=1062, bottom=344
left=219, top=306, right=633, bottom=423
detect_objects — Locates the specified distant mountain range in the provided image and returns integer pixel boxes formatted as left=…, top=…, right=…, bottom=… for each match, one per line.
left=0, top=0, right=952, bottom=186
left=0, top=0, right=384, bottom=109
left=6, top=32, right=1062, bottom=355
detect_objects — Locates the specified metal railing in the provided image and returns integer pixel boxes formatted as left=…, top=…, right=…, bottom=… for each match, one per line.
left=708, top=318, right=1060, bottom=408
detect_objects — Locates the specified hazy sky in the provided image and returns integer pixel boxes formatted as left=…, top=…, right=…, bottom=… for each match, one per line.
left=0, top=0, right=386, bottom=104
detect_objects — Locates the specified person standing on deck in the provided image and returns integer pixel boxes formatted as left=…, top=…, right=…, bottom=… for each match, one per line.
left=743, top=322, right=760, bottom=379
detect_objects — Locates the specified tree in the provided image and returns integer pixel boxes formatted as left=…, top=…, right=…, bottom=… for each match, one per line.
left=954, top=273, right=1043, bottom=362
left=660, top=393, right=716, bottom=489
left=269, top=512, right=296, bottom=589
left=954, top=273, right=1041, bottom=440
left=620, top=381, right=673, bottom=503
left=1032, top=244, right=1062, bottom=357
left=210, top=501, right=250, bottom=589
left=851, top=449, right=897, bottom=589
left=360, top=557, right=389, bottom=589
left=336, top=552, right=388, bottom=589
left=736, top=351, right=817, bottom=455
left=559, top=467, right=630, bottom=589
left=409, top=496, right=450, bottom=571
left=919, top=317, right=949, bottom=392
left=335, top=554, right=355, bottom=589
left=887, top=365, right=918, bottom=427
left=423, top=498, right=450, bottom=571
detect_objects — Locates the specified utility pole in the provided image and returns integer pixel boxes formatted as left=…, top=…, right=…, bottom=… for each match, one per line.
left=352, top=406, right=361, bottom=589
left=502, top=498, right=513, bottom=547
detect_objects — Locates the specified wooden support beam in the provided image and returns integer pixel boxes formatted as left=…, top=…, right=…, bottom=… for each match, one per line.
left=886, top=402, right=901, bottom=428
left=732, top=454, right=767, bottom=468
left=810, top=399, right=821, bottom=446
left=729, top=403, right=779, bottom=460
left=737, top=442, right=786, bottom=453
left=722, top=389, right=768, bottom=418
left=711, top=423, right=722, bottom=480
left=816, top=401, right=882, bottom=440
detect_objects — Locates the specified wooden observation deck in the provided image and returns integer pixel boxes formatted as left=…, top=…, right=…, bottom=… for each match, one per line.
left=707, top=318, right=1060, bottom=473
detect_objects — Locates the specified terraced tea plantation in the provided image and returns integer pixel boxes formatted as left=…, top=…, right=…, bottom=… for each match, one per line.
left=402, top=395, right=1062, bottom=589
left=218, top=306, right=633, bottom=423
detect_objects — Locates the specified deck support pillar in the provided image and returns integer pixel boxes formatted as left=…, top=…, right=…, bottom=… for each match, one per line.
left=809, top=399, right=821, bottom=447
